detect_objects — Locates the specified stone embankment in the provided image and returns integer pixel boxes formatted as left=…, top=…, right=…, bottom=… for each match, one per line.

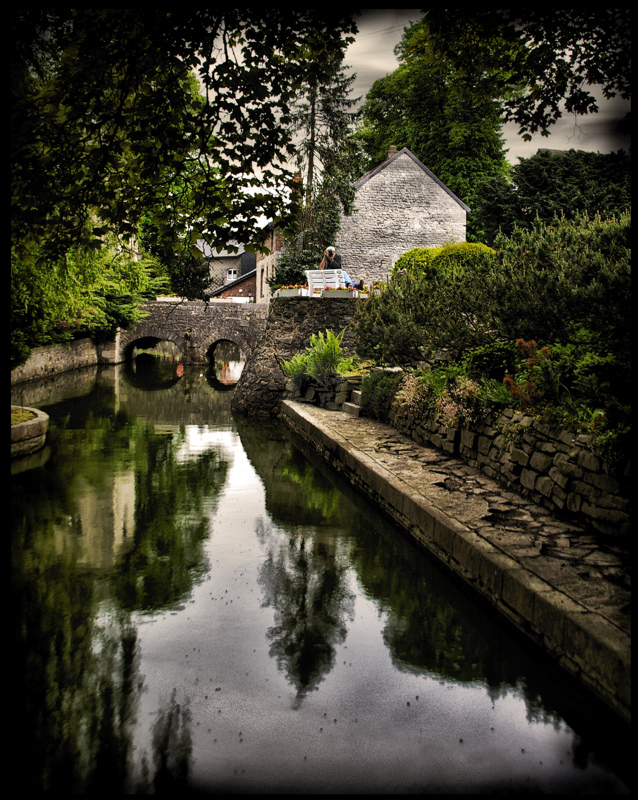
left=389, top=399, right=630, bottom=540
left=280, top=399, right=631, bottom=724
left=10, top=337, right=119, bottom=384
left=232, top=296, right=357, bottom=415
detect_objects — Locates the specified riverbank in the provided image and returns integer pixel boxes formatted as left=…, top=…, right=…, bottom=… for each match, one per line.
left=280, top=399, right=631, bottom=724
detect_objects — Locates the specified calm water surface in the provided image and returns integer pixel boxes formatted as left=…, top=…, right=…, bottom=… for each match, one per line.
left=11, top=359, right=630, bottom=794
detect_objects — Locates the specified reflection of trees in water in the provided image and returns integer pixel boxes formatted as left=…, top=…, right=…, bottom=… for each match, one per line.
left=259, top=525, right=354, bottom=705
left=238, top=419, right=356, bottom=703
left=12, top=378, right=226, bottom=791
left=114, top=427, right=228, bottom=612
left=136, top=689, right=193, bottom=794
left=14, top=551, right=142, bottom=794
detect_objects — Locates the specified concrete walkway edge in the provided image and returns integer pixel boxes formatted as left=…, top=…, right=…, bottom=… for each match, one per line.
left=280, top=400, right=630, bottom=724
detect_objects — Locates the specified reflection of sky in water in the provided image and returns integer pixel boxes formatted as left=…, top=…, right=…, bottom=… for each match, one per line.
left=132, top=427, right=626, bottom=795
left=214, top=360, right=244, bottom=384
left=13, top=369, right=629, bottom=794
left=174, top=426, right=238, bottom=463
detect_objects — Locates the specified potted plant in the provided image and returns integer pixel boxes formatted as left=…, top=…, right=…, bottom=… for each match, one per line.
left=320, top=285, right=358, bottom=298
left=276, top=284, right=308, bottom=297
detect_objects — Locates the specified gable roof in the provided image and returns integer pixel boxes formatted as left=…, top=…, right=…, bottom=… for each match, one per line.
left=355, top=147, right=470, bottom=213
left=207, top=269, right=256, bottom=297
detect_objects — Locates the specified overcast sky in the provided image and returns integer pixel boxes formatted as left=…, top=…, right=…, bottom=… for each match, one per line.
left=345, top=9, right=631, bottom=165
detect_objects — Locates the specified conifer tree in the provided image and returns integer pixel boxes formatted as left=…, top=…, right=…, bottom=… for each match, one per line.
left=271, top=49, right=363, bottom=285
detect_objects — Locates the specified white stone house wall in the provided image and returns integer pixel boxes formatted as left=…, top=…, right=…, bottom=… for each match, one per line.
left=338, top=148, right=469, bottom=286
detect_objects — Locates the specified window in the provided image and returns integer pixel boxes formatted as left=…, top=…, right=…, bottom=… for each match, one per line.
left=225, top=268, right=237, bottom=283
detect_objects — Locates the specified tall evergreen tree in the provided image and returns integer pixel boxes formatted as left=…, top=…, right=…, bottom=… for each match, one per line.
left=472, top=149, right=632, bottom=245
left=272, top=49, right=363, bottom=285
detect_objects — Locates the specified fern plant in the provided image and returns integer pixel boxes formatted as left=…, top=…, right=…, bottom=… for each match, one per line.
left=281, top=328, right=353, bottom=391
left=281, top=353, right=310, bottom=393
left=305, top=329, right=345, bottom=387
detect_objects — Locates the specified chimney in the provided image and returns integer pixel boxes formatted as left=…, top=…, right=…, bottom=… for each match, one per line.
left=386, top=145, right=398, bottom=161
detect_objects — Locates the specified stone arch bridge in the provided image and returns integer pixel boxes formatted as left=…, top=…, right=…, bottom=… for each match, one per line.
left=117, top=300, right=269, bottom=364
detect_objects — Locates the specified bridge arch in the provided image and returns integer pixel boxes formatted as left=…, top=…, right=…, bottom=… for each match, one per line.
left=119, top=325, right=186, bottom=362
left=116, top=301, right=269, bottom=366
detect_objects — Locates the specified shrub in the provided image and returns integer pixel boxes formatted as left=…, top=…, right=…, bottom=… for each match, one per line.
left=267, top=245, right=321, bottom=290
left=360, top=370, right=404, bottom=421
left=477, top=212, right=631, bottom=352
left=281, top=353, right=311, bottom=394
left=392, top=242, right=494, bottom=277
left=11, top=238, right=169, bottom=368
left=392, top=247, right=437, bottom=276
left=305, top=329, right=347, bottom=388
left=395, top=362, right=483, bottom=427
left=353, top=244, right=498, bottom=364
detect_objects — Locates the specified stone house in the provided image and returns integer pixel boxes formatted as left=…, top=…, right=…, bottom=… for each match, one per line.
left=338, top=146, right=470, bottom=286
left=200, top=225, right=284, bottom=304
left=198, top=239, right=256, bottom=292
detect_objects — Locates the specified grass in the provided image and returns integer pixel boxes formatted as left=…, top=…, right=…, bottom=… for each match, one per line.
left=11, top=406, right=36, bottom=425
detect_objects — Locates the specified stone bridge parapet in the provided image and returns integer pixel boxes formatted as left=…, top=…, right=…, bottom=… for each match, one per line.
left=117, top=300, right=269, bottom=364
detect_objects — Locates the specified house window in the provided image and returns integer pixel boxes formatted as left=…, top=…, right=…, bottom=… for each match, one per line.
left=226, top=268, right=237, bottom=283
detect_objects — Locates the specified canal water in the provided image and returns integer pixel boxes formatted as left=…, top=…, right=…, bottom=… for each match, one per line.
left=11, top=358, right=629, bottom=794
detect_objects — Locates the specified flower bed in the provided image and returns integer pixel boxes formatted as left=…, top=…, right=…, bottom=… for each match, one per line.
left=275, top=284, right=308, bottom=297
left=321, top=287, right=358, bottom=297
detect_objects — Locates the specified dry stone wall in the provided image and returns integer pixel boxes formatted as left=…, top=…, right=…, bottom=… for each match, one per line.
left=388, top=399, right=630, bottom=538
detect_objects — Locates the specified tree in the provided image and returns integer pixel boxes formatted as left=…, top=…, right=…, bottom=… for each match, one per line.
left=422, top=10, right=631, bottom=140
left=472, top=149, right=632, bottom=245
left=355, top=19, right=509, bottom=223
left=11, top=10, right=359, bottom=363
left=270, top=49, right=363, bottom=286
left=11, top=10, right=359, bottom=263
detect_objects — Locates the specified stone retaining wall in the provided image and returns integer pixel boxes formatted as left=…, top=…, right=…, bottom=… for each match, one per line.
left=388, top=399, right=630, bottom=538
left=232, top=296, right=358, bottom=416
left=11, top=338, right=101, bottom=384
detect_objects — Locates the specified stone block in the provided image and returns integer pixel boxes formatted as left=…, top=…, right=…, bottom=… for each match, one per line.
left=477, top=435, right=492, bottom=455
left=552, top=453, right=583, bottom=480
left=570, top=479, right=600, bottom=498
left=566, top=492, right=582, bottom=513
left=581, top=503, right=629, bottom=525
left=548, top=466, right=570, bottom=490
left=562, top=611, right=631, bottom=715
left=532, top=590, right=585, bottom=651
left=520, top=468, right=538, bottom=490
left=477, top=550, right=520, bottom=599
left=492, top=434, right=507, bottom=450
left=587, top=472, right=621, bottom=495
left=510, top=447, right=530, bottom=466
left=530, top=450, right=553, bottom=472
left=501, top=568, right=553, bottom=625
left=577, top=450, right=600, bottom=472
left=535, top=475, right=554, bottom=498
left=460, top=429, right=476, bottom=450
